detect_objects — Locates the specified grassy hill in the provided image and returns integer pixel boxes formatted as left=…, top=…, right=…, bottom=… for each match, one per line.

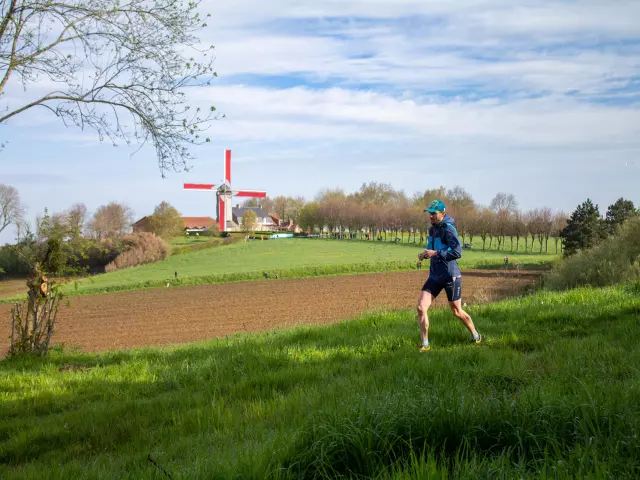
left=1, top=282, right=639, bottom=478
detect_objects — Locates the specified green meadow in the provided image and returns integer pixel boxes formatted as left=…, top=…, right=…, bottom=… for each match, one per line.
left=1, top=283, right=639, bottom=478
left=19, top=239, right=555, bottom=299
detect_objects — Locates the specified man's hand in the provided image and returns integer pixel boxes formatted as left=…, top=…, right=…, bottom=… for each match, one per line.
left=419, top=250, right=437, bottom=260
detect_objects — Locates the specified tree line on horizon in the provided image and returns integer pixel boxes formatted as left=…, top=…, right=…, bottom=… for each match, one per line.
left=2, top=183, right=638, bottom=257
left=245, top=183, right=565, bottom=253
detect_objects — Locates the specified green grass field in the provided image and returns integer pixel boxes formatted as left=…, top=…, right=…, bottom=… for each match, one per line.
left=1, top=282, right=639, bottom=478
left=38, top=239, right=556, bottom=298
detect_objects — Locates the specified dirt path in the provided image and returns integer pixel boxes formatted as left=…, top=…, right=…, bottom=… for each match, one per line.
left=0, top=270, right=539, bottom=356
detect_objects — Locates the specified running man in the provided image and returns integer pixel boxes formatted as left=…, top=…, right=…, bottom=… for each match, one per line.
left=417, top=199, right=481, bottom=352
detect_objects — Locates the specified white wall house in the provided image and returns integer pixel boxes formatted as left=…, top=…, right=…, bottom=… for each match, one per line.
left=231, top=207, right=276, bottom=231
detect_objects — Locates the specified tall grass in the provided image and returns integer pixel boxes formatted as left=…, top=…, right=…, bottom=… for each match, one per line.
left=1, top=284, right=639, bottom=478
left=544, top=216, right=640, bottom=290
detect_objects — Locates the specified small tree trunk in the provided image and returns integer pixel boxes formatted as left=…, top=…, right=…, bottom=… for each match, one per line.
left=9, top=283, right=63, bottom=358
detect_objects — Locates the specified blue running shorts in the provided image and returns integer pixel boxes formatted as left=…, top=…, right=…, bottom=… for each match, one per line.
left=422, top=275, right=462, bottom=302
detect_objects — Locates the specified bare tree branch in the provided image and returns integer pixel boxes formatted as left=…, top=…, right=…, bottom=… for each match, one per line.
left=1, top=0, right=219, bottom=175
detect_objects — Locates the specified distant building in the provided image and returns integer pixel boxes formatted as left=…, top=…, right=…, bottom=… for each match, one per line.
left=132, top=217, right=152, bottom=233
left=181, top=216, right=217, bottom=234
left=231, top=206, right=276, bottom=231
left=279, top=220, right=303, bottom=233
left=268, top=212, right=302, bottom=233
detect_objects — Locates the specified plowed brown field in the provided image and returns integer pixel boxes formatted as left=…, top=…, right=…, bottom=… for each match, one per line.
left=0, top=269, right=540, bottom=356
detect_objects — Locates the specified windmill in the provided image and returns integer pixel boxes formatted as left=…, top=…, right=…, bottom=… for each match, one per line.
left=183, top=150, right=267, bottom=231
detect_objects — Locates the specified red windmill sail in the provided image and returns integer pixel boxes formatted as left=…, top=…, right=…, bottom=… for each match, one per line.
left=183, top=150, right=267, bottom=231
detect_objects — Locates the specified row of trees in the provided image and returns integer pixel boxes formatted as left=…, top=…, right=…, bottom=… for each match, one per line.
left=243, top=183, right=566, bottom=253
left=20, top=202, right=135, bottom=242
left=0, top=187, right=135, bottom=243
left=1, top=184, right=193, bottom=244
left=243, top=184, right=637, bottom=256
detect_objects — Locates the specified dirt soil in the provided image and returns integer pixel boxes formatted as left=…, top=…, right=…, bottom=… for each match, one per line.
left=0, top=269, right=540, bottom=356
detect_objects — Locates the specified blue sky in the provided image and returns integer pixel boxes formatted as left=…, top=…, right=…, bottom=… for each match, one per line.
left=1, top=0, right=640, bottom=243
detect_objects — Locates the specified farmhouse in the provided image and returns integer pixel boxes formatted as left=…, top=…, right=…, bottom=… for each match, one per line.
left=133, top=216, right=217, bottom=234
left=181, top=216, right=217, bottom=234
left=231, top=206, right=276, bottom=231
left=267, top=212, right=303, bottom=233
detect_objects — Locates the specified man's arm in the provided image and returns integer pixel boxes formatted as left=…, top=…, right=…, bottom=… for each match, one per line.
left=436, top=225, right=462, bottom=260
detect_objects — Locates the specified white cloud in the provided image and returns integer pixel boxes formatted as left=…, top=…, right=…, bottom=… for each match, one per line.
left=195, top=84, right=640, bottom=148
left=201, top=0, right=640, bottom=99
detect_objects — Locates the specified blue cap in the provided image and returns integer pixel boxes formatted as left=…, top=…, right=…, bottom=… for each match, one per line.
left=425, top=199, right=446, bottom=213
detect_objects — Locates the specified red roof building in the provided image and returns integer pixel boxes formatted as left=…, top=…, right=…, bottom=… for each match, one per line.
left=181, top=217, right=216, bottom=229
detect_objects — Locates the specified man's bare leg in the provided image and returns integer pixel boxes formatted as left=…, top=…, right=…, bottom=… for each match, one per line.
left=417, top=291, right=435, bottom=348
left=449, top=299, right=480, bottom=341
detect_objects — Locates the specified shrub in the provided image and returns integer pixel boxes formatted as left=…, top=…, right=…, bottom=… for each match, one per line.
left=0, top=244, right=31, bottom=277
left=544, top=216, right=640, bottom=290
left=85, top=238, right=126, bottom=269
left=105, top=232, right=169, bottom=272
left=65, top=237, right=127, bottom=273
